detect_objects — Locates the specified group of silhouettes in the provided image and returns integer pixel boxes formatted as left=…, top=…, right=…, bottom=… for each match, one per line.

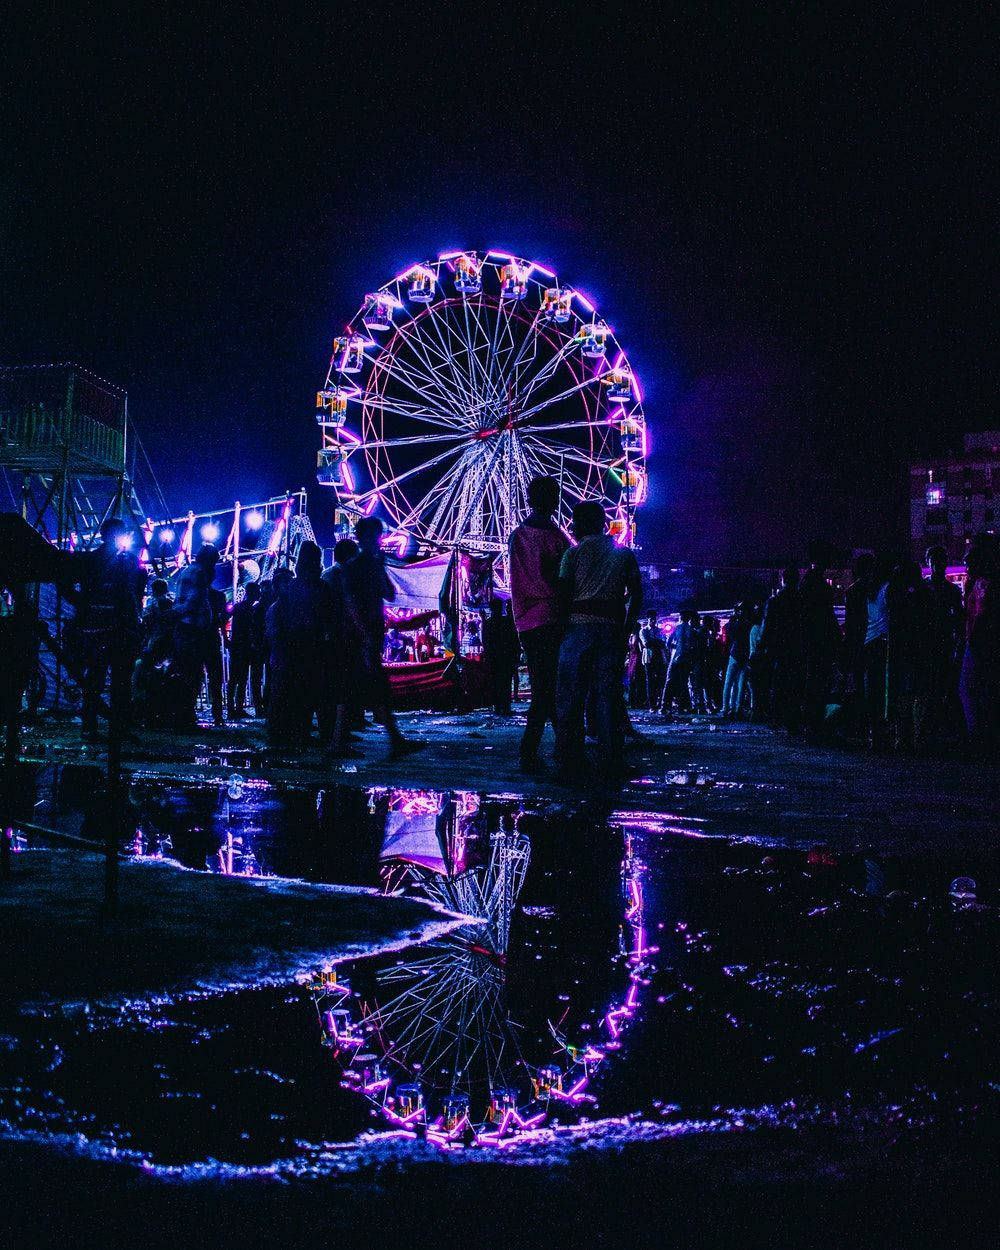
left=65, top=499, right=998, bottom=766
left=68, top=516, right=418, bottom=758
left=623, top=538, right=1000, bottom=756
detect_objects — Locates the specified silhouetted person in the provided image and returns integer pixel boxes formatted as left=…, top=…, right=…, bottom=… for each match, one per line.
left=323, top=538, right=363, bottom=743
left=70, top=518, right=145, bottom=741
left=922, top=545, right=964, bottom=750
left=508, top=475, right=569, bottom=771
left=862, top=561, right=890, bottom=749
left=885, top=559, right=934, bottom=751
left=264, top=567, right=295, bottom=747
left=637, top=612, right=667, bottom=709
left=249, top=578, right=273, bottom=715
left=265, top=541, right=340, bottom=751
left=554, top=501, right=642, bottom=775
left=173, top=544, right=222, bottom=731
left=959, top=533, right=1000, bottom=754
left=132, top=576, right=174, bottom=726
left=845, top=553, right=878, bottom=720
left=659, top=609, right=698, bottom=714
left=759, top=565, right=802, bottom=730
left=796, top=541, right=841, bottom=733
left=344, top=516, right=419, bottom=757
left=721, top=601, right=753, bottom=717
left=482, top=598, right=519, bottom=716
left=226, top=582, right=259, bottom=719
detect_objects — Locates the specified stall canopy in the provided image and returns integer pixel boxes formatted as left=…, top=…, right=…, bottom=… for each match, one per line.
left=386, top=554, right=451, bottom=613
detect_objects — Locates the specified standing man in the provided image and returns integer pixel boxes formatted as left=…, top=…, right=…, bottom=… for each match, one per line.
left=508, top=476, right=570, bottom=771
left=71, top=517, right=145, bottom=741
left=482, top=598, right=520, bottom=716
left=226, top=583, right=258, bottom=719
left=344, top=517, right=420, bottom=758
left=555, top=501, right=642, bottom=776
left=173, top=544, right=222, bottom=731
left=637, top=612, right=667, bottom=709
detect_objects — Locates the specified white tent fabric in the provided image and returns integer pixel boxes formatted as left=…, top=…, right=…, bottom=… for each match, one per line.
left=386, top=554, right=451, bottom=613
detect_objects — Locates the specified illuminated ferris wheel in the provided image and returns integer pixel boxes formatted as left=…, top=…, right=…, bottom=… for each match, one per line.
left=316, top=250, right=647, bottom=557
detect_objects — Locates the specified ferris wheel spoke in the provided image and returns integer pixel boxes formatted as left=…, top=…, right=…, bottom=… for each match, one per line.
left=527, top=440, right=605, bottom=477
left=368, top=362, right=465, bottom=426
left=350, top=429, right=471, bottom=453
left=372, top=352, right=469, bottom=424
left=514, top=376, right=602, bottom=427
left=504, top=332, right=575, bottom=407
left=423, top=301, right=481, bottom=417
left=377, top=332, right=473, bottom=419
left=397, top=450, right=475, bottom=537
left=350, top=441, right=468, bottom=506
left=402, top=314, right=477, bottom=410
left=460, top=298, right=503, bottom=407
left=493, top=307, right=547, bottom=400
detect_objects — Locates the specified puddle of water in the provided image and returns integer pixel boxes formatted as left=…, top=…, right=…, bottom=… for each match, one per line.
left=2, top=764, right=998, bottom=1169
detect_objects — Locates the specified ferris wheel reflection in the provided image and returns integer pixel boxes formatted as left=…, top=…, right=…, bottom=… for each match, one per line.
left=313, top=787, right=653, bottom=1149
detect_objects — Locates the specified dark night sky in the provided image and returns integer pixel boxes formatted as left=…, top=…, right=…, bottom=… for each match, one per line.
left=3, top=6, right=993, bottom=563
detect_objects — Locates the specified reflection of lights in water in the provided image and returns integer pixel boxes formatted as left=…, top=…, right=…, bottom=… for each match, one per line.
left=313, top=789, right=652, bottom=1150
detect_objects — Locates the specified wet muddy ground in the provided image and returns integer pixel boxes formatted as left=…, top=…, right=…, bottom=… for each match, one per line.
left=3, top=713, right=1000, bottom=1245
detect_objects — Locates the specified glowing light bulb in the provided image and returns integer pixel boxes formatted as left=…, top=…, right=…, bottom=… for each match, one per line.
left=243, top=509, right=265, bottom=532
left=201, top=521, right=220, bottom=543
left=159, top=527, right=175, bottom=544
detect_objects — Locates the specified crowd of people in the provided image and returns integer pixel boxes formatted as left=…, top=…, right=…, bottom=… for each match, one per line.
left=623, top=538, right=1000, bottom=757
left=64, top=491, right=999, bottom=768
left=68, top=516, right=419, bottom=759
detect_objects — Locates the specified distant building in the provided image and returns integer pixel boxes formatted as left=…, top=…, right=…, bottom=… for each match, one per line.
left=910, top=432, right=1000, bottom=564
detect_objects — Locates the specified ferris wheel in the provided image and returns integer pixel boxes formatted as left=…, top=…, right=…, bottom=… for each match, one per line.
left=316, top=250, right=647, bottom=558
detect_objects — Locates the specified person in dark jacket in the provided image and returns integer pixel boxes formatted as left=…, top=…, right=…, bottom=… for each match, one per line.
left=758, top=565, right=802, bottom=731
left=482, top=597, right=520, bottom=716
left=226, top=582, right=258, bottom=719
left=343, top=518, right=420, bottom=758
left=796, top=542, right=842, bottom=733
left=173, top=544, right=222, bottom=731
left=249, top=578, right=274, bottom=715
left=70, top=518, right=145, bottom=740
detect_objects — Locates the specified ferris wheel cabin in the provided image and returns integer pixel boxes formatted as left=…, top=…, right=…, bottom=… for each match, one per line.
left=541, top=287, right=574, bottom=323
left=577, top=321, right=609, bottom=357
left=362, top=293, right=396, bottom=332
left=499, top=263, right=529, bottom=300
left=452, top=254, right=482, bottom=294
left=407, top=266, right=436, bottom=303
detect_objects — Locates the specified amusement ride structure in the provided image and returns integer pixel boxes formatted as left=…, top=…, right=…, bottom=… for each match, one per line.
left=316, top=250, right=648, bottom=568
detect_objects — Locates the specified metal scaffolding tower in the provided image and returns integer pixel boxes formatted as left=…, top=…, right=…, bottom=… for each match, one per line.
left=0, top=363, right=145, bottom=710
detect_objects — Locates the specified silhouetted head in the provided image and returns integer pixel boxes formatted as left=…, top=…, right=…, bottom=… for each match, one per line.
left=150, top=578, right=169, bottom=598
left=355, top=516, right=384, bottom=552
left=257, top=579, right=274, bottom=605
left=571, top=501, right=606, bottom=539
left=490, top=597, right=503, bottom=618
left=806, top=539, right=827, bottom=570
left=272, top=568, right=292, bottom=599
left=925, top=545, right=948, bottom=579
left=781, top=565, right=800, bottom=590
left=527, top=476, right=560, bottom=516
left=296, top=540, right=322, bottom=579
left=195, top=544, right=219, bottom=571
left=854, top=552, right=876, bottom=581
left=965, top=533, right=999, bottom=581
left=100, top=518, right=128, bottom=549
left=334, top=538, right=359, bottom=566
